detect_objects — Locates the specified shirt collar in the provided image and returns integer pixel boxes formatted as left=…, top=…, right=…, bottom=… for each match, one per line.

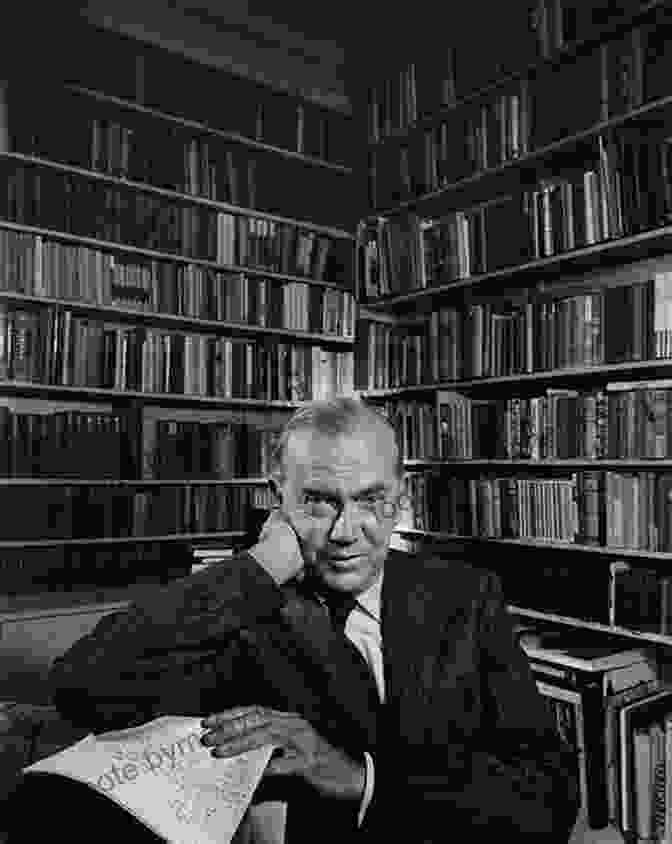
left=355, top=571, right=383, bottom=623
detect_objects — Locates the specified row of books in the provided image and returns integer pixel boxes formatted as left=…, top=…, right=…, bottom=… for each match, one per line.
left=354, top=320, right=429, bottom=391
left=392, top=82, right=530, bottom=199
left=150, top=420, right=278, bottom=479
left=0, top=305, right=355, bottom=401
left=519, top=629, right=671, bottom=837
left=365, top=1, right=635, bottom=143
left=0, top=405, right=282, bottom=481
left=0, top=161, right=350, bottom=283
left=384, top=385, right=672, bottom=461
left=369, top=8, right=672, bottom=206
left=399, top=469, right=672, bottom=551
left=528, top=132, right=672, bottom=260
left=363, top=128, right=672, bottom=297
left=15, top=96, right=278, bottom=203
left=399, top=472, right=578, bottom=542
left=355, top=275, right=672, bottom=390
left=215, top=214, right=343, bottom=280
left=0, top=407, right=136, bottom=479
left=358, top=198, right=523, bottom=298
left=15, top=70, right=346, bottom=171
left=0, top=228, right=356, bottom=336
left=0, top=483, right=273, bottom=540
left=0, top=542, right=196, bottom=594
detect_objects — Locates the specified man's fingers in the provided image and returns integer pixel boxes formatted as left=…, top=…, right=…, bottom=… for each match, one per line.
left=201, top=705, right=263, bottom=730
left=209, top=728, right=276, bottom=758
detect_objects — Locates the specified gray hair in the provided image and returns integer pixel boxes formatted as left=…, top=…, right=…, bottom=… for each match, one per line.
left=270, top=397, right=404, bottom=480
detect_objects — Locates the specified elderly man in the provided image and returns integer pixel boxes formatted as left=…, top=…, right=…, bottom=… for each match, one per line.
left=45, top=397, right=579, bottom=842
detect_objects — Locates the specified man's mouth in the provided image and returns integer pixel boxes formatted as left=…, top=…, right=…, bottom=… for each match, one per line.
left=326, top=555, right=361, bottom=567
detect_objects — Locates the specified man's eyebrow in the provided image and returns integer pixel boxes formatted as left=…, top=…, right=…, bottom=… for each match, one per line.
left=301, top=482, right=390, bottom=497
left=352, top=482, right=389, bottom=496
left=301, top=486, right=340, bottom=497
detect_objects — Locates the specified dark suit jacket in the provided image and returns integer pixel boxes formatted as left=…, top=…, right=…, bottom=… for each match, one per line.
left=40, top=549, right=579, bottom=843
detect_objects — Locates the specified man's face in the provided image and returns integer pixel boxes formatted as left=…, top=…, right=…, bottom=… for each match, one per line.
left=279, top=423, right=401, bottom=595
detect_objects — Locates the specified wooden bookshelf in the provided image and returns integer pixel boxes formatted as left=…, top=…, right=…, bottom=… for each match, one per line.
left=370, top=63, right=672, bottom=218
left=0, top=290, right=354, bottom=346
left=66, top=83, right=352, bottom=175
left=356, top=5, right=672, bottom=836
left=367, top=0, right=666, bottom=148
left=0, top=19, right=355, bottom=596
left=393, top=529, right=672, bottom=560
left=0, top=533, right=246, bottom=549
left=509, top=604, right=672, bottom=647
left=361, top=221, right=672, bottom=309
left=0, top=151, right=352, bottom=240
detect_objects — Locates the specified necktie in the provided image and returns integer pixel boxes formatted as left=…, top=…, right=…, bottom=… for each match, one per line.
left=324, top=592, right=358, bottom=633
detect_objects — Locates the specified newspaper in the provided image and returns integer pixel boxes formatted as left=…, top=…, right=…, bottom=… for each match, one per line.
left=23, top=714, right=274, bottom=844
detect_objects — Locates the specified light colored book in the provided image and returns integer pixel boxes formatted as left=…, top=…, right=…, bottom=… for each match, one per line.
left=23, top=715, right=274, bottom=844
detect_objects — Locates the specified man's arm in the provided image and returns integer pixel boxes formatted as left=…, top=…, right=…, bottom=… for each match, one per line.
left=363, top=571, right=581, bottom=842
left=49, top=551, right=285, bottom=731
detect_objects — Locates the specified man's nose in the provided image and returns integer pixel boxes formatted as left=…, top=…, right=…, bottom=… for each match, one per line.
left=329, top=501, right=357, bottom=543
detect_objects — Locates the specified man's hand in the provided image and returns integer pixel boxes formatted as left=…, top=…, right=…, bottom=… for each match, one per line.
left=249, top=505, right=333, bottom=586
left=201, top=706, right=365, bottom=803
left=249, top=510, right=306, bottom=585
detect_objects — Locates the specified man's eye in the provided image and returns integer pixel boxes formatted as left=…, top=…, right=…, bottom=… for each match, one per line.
left=354, top=494, right=384, bottom=509
left=303, top=493, right=337, bottom=507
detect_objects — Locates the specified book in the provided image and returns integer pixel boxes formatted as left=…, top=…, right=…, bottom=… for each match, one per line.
left=23, top=715, right=275, bottom=844
left=604, top=679, right=663, bottom=824
left=632, top=725, right=654, bottom=840
left=619, top=689, right=672, bottom=834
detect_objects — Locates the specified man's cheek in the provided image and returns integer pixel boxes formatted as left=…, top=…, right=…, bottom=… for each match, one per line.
left=305, top=519, right=333, bottom=551
left=361, top=519, right=388, bottom=546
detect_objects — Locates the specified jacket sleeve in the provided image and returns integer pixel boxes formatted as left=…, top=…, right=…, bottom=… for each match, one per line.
left=49, top=552, right=285, bottom=732
left=363, top=571, right=581, bottom=843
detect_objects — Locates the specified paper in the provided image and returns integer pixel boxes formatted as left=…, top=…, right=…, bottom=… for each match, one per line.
left=23, top=715, right=274, bottom=844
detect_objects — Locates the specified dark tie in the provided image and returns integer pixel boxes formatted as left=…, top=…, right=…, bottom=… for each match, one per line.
left=324, top=592, right=358, bottom=633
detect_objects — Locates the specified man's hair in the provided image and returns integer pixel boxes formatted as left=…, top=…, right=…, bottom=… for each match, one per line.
left=270, top=397, right=404, bottom=481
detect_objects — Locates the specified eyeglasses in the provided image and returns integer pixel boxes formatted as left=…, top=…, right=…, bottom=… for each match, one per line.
left=300, top=491, right=401, bottom=523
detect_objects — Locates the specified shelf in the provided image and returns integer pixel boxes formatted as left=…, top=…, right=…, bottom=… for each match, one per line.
left=0, top=380, right=302, bottom=409
left=0, top=150, right=353, bottom=242
left=358, top=358, right=672, bottom=397
left=0, top=477, right=270, bottom=486
left=508, top=604, right=672, bottom=647
left=362, top=222, right=672, bottom=310
left=403, top=459, right=672, bottom=470
left=0, top=290, right=355, bottom=347
left=371, top=15, right=672, bottom=220
left=0, top=587, right=138, bottom=622
left=367, top=0, right=666, bottom=150
left=66, top=84, right=353, bottom=177
left=0, top=531, right=245, bottom=548
left=393, top=529, right=672, bottom=560
left=0, top=219, right=353, bottom=294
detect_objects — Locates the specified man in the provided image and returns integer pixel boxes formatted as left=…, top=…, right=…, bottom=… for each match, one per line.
left=46, top=397, right=579, bottom=842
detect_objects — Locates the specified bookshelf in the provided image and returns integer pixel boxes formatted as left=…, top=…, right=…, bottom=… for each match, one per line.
left=354, top=2, right=672, bottom=837
left=0, top=18, right=355, bottom=600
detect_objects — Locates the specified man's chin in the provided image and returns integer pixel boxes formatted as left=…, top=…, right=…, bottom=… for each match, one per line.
left=316, top=557, right=376, bottom=593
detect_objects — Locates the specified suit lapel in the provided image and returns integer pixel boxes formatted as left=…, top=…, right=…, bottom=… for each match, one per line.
left=381, top=551, right=454, bottom=730
left=275, top=585, right=380, bottom=750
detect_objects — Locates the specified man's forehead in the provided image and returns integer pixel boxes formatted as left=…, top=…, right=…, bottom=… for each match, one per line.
left=285, top=425, right=396, bottom=466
